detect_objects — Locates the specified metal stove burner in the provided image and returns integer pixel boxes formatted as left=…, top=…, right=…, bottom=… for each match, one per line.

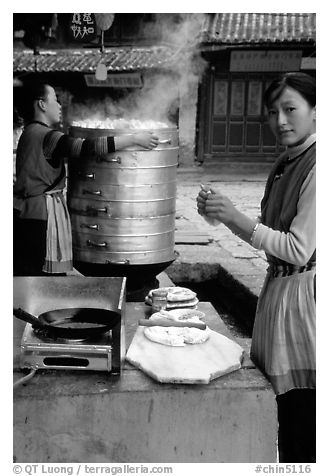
left=20, top=324, right=115, bottom=372
left=15, top=276, right=126, bottom=375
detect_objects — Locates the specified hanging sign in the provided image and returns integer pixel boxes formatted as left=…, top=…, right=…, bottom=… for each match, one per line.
left=85, top=73, right=143, bottom=88
left=230, top=50, right=302, bottom=72
left=69, top=13, right=97, bottom=42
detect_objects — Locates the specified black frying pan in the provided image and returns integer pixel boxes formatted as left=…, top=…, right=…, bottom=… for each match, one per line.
left=13, top=307, right=121, bottom=339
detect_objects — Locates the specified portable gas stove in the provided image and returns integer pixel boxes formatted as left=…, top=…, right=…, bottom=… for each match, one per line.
left=15, top=276, right=126, bottom=375
left=20, top=322, right=122, bottom=374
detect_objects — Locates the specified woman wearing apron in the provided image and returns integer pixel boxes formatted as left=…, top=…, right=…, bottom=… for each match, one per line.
left=197, top=72, right=316, bottom=462
left=13, top=82, right=159, bottom=276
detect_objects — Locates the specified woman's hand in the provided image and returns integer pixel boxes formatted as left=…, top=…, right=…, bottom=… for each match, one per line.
left=196, top=186, right=209, bottom=217
left=197, top=185, right=236, bottom=224
left=196, top=185, right=256, bottom=241
left=201, top=187, right=238, bottom=226
left=134, top=132, right=159, bottom=149
left=196, top=186, right=222, bottom=225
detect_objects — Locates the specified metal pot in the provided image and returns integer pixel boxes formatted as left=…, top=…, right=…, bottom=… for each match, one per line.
left=68, top=126, right=178, bottom=267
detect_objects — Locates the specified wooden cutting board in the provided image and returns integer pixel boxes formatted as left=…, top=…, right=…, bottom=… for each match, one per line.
left=126, top=326, right=244, bottom=384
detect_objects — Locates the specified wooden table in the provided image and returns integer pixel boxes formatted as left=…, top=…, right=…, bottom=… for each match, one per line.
left=13, top=277, right=277, bottom=463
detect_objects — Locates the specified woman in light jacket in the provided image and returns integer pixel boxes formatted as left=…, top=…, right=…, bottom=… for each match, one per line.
left=197, top=72, right=316, bottom=463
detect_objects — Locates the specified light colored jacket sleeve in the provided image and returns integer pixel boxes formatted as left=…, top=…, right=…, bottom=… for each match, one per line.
left=251, top=165, right=315, bottom=266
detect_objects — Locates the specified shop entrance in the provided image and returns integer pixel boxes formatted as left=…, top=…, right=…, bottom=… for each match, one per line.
left=200, top=72, right=283, bottom=162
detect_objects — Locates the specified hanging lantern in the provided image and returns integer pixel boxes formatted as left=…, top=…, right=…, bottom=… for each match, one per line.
left=94, top=14, right=115, bottom=81
left=94, top=13, right=115, bottom=31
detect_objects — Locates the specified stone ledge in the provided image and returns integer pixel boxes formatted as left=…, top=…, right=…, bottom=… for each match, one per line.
left=168, top=244, right=265, bottom=296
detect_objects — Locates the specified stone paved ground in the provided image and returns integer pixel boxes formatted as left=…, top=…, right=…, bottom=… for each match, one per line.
left=166, top=168, right=269, bottom=305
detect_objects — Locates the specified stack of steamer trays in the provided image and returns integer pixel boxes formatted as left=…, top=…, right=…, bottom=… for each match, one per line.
left=145, top=287, right=198, bottom=309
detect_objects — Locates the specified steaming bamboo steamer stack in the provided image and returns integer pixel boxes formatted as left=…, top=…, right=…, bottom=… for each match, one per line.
left=67, top=125, right=178, bottom=273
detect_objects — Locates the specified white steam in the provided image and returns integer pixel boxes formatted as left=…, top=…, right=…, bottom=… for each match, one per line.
left=68, top=74, right=180, bottom=127
left=68, top=13, right=208, bottom=129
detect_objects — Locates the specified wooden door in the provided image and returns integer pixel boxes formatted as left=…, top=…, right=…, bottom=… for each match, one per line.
left=203, top=73, right=283, bottom=160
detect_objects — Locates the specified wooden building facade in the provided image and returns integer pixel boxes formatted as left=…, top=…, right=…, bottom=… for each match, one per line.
left=13, top=13, right=316, bottom=166
left=197, top=13, right=316, bottom=163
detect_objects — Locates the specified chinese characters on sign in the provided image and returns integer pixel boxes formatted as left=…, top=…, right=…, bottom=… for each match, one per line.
left=70, top=13, right=97, bottom=41
left=85, top=74, right=143, bottom=88
left=230, top=50, right=302, bottom=72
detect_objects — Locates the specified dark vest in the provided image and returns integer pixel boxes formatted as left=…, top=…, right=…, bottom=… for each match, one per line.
left=13, top=122, right=65, bottom=220
left=261, top=142, right=316, bottom=265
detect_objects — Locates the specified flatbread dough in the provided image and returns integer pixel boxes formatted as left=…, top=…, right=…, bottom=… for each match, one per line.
left=144, top=325, right=210, bottom=347
left=164, top=309, right=206, bottom=322
left=145, top=295, right=199, bottom=309
left=183, top=327, right=210, bottom=344
left=148, top=287, right=197, bottom=303
left=144, top=327, right=186, bottom=347
left=150, top=309, right=205, bottom=324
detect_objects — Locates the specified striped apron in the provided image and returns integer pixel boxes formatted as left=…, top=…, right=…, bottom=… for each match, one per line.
left=42, top=190, right=73, bottom=274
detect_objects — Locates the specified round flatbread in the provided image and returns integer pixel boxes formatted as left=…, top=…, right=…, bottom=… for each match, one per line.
left=150, top=309, right=205, bottom=324
left=165, top=309, right=206, bottom=322
left=144, top=325, right=210, bottom=347
left=144, top=295, right=199, bottom=309
left=144, top=327, right=186, bottom=346
left=148, top=287, right=197, bottom=303
left=183, top=327, right=210, bottom=344
left=164, top=298, right=199, bottom=309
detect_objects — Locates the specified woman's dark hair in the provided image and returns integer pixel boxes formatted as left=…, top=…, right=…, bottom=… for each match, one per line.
left=264, top=72, right=316, bottom=109
left=17, top=81, right=50, bottom=123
